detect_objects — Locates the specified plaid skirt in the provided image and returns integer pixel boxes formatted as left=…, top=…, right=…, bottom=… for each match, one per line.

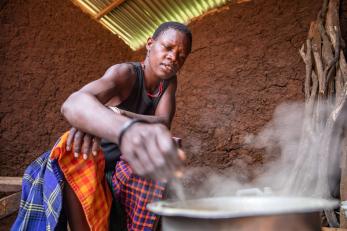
left=54, top=132, right=166, bottom=231
left=13, top=132, right=165, bottom=231
left=111, top=160, right=166, bottom=231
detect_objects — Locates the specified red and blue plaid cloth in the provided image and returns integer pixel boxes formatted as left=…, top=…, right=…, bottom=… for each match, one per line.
left=12, top=133, right=166, bottom=231
left=112, top=160, right=166, bottom=230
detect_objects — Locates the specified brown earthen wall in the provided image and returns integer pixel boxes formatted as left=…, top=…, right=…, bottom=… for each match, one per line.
left=169, top=0, right=321, bottom=176
left=1, top=0, right=321, bottom=178
left=0, top=0, right=132, bottom=176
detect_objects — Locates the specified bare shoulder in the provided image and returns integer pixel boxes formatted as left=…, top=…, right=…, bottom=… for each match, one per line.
left=78, top=62, right=136, bottom=101
left=103, top=63, right=136, bottom=85
left=98, top=63, right=137, bottom=100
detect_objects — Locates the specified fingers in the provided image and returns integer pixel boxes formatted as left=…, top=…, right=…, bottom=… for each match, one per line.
left=120, top=128, right=151, bottom=176
left=146, top=131, right=165, bottom=169
left=73, top=130, right=84, bottom=158
left=173, top=149, right=186, bottom=179
left=145, top=136, right=171, bottom=181
left=92, top=137, right=100, bottom=156
left=120, top=144, right=145, bottom=176
left=119, top=123, right=185, bottom=180
left=155, top=126, right=181, bottom=171
left=177, top=149, right=186, bottom=161
left=66, top=127, right=77, bottom=151
left=82, top=134, right=92, bottom=160
left=156, top=138, right=178, bottom=178
left=130, top=153, right=147, bottom=176
left=153, top=125, right=185, bottom=179
left=66, top=127, right=100, bottom=160
left=133, top=134, right=156, bottom=174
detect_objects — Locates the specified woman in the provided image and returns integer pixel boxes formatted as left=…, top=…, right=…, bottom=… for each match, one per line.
left=13, top=21, right=192, bottom=231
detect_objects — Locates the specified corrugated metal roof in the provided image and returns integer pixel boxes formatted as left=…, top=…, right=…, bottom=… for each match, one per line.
left=72, top=0, right=231, bottom=50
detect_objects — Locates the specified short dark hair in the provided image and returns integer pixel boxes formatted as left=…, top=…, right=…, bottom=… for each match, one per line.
left=152, top=21, right=192, bottom=53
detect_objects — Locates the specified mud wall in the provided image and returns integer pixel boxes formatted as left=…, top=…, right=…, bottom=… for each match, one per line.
left=1, top=0, right=321, bottom=177
left=0, top=0, right=132, bottom=176
left=162, top=0, right=321, bottom=177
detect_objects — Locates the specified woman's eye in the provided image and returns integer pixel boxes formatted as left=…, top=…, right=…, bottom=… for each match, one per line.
left=163, top=44, right=171, bottom=50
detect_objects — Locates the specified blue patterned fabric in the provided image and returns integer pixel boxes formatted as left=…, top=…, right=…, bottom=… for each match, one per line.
left=11, top=150, right=65, bottom=231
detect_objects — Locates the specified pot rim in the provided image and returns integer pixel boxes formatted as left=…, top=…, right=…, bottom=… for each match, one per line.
left=147, top=196, right=339, bottom=219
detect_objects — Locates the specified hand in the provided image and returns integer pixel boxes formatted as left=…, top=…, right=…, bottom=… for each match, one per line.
left=66, top=127, right=101, bottom=160
left=119, top=123, right=186, bottom=180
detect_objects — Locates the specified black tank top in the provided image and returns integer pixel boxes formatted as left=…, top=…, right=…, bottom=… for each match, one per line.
left=101, top=62, right=170, bottom=171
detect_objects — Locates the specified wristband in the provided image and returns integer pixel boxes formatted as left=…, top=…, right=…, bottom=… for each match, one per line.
left=118, top=119, right=147, bottom=148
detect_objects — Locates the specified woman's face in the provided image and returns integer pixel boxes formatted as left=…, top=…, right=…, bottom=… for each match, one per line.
left=146, top=28, right=190, bottom=79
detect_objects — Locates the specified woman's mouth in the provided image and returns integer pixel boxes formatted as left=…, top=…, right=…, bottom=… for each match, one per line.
left=160, top=63, right=174, bottom=73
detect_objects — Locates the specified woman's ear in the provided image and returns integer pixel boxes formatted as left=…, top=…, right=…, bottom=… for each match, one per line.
left=146, top=37, right=154, bottom=51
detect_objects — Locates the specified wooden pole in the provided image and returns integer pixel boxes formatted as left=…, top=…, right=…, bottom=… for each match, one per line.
left=0, top=177, right=22, bottom=193
left=322, top=228, right=347, bottom=231
left=0, top=192, right=21, bottom=219
left=95, top=0, right=127, bottom=20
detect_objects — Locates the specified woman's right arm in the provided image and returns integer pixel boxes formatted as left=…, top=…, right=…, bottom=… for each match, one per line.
left=61, top=63, right=182, bottom=177
left=61, top=64, right=132, bottom=143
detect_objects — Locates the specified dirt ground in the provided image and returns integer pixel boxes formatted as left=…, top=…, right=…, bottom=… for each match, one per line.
left=1, top=0, right=323, bottom=228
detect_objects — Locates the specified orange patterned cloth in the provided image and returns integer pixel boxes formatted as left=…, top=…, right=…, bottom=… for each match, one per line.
left=50, top=132, right=112, bottom=231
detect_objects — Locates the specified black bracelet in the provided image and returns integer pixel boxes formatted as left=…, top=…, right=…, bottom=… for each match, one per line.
left=118, top=119, right=147, bottom=148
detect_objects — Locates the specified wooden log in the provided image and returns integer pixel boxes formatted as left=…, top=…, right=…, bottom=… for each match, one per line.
left=322, top=228, right=347, bottom=231
left=311, top=26, right=325, bottom=95
left=336, top=63, right=344, bottom=102
left=0, top=177, right=22, bottom=192
left=0, top=192, right=21, bottom=219
left=325, top=0, right=340, bottom=48
left=95, top=0, right=126, bottom=20
left=299, top=39, right=313, bottom=100
left=323, top=0, right=341, bottom=93
left=340, top=51, right=347, bottom=83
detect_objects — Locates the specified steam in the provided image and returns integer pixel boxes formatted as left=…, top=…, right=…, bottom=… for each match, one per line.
left=247, top=101, right=345, bottom=198
left=169, top=101, right=347, bottom=200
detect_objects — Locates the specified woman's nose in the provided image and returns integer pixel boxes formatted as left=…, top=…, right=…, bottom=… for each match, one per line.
left=167, top=51, right=178, bottom=62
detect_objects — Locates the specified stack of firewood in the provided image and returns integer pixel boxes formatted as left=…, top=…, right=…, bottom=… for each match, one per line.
left=299, top=0, right=347, bottom=228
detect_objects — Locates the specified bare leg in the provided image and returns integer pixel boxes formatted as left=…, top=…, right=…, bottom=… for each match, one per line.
left=63, top=183, right=90, bottom=231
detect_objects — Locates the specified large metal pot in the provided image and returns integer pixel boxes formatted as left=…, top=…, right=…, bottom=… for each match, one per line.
left=147, top=196, right=338, bottom=231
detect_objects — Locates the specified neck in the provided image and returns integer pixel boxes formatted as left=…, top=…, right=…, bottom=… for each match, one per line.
left=143, top=59, right=161, bottom=93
